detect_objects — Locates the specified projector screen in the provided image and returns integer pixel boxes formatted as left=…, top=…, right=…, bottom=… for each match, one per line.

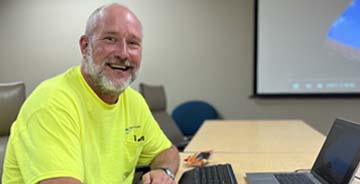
left=255, top=0, right=360, bottom=96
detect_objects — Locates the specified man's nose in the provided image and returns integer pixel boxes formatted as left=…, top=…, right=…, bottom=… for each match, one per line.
left=114, top=40, right=129, bottom=60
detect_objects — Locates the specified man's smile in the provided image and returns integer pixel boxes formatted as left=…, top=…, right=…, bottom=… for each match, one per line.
left=106, top=63, right=131, bottom=71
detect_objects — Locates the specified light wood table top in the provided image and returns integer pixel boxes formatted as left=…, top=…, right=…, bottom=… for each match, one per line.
left=177, top=152, right=360, bottom=184
left=184, top=120, right=326, bottom=153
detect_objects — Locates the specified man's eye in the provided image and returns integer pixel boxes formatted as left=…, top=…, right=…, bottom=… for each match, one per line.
left=128, top=41, right=140, bottom=46
left=104, top=37, right=116, bottom=42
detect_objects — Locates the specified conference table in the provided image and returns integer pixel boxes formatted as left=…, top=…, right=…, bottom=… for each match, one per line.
left=177, top=120, right=360, bottom=183
left=184, top=120, right=325, bottom=153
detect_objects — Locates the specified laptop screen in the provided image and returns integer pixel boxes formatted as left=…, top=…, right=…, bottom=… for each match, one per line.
left=312, top=118, right=360, bottom=184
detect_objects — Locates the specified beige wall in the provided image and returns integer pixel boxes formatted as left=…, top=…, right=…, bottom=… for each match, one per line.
left=1, top=0, right=359, bottom=134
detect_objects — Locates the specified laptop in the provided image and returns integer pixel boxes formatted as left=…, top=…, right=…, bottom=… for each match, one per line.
left=246, top=118, right=360, bottom=184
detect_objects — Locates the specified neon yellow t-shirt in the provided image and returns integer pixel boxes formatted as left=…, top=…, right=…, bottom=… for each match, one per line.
left=2, top=66, right=172, bottom=184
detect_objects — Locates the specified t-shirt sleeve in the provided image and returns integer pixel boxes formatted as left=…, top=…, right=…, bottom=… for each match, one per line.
left=136, top=107, right=172, bottom=166
left=12, top=106, right=84, bottom=183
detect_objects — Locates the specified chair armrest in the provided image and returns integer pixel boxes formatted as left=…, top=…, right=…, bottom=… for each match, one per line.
left=176, top=139, right=190, bottom=152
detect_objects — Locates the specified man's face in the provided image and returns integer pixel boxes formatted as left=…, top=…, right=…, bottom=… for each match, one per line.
left=83, top=9, right=142, bottom=94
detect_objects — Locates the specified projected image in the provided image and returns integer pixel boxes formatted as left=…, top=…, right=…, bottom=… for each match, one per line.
left=256, top=0, right=360, bottom=95
left=327, top=0, right=360, bottom=61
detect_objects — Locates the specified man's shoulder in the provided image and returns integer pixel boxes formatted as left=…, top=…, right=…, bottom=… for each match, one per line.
left=120, top=87, right=151, bottom=118
left=122, top=86, right=145, bottom=101
left=24, top=67, right=81, bottom=112
left=35, top=66, right=79, bottom=90
left=11, top=67, right=82, bottom=140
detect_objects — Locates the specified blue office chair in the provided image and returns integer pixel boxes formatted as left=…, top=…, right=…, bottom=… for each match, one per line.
left=171, top=100, right=220, bottom=137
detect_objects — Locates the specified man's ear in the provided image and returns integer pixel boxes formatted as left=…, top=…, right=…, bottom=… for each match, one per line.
left=79, top=35, right=89, bottom=58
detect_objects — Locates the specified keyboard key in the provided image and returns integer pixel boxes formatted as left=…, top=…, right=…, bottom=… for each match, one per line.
left=274, top=173, right=314, bottom=184
left=179, top=163, right=237, bottom=184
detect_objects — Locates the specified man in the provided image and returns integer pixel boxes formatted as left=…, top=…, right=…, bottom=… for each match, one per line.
left=2, top=3, right=179, bottom=184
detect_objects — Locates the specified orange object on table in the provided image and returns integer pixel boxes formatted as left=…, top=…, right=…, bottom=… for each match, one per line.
left=184, top=150, right=213, bottom=167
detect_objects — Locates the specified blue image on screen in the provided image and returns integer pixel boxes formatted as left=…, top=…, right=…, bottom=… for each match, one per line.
left=328, top=0, right=360, bottom=48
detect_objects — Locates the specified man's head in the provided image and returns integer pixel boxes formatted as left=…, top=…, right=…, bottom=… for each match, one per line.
left=79, top=4, right=143, bottom=99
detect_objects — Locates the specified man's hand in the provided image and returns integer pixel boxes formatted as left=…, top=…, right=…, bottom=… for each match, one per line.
left=142, top=145, right=179, bottom=184
left=142, top=169, right=175, bottom=184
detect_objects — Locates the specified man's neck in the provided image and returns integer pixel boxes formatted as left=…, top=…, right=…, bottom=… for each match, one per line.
left=96, top=92, right=119, bottom=104
left=80, top=66, right=120, bottom=104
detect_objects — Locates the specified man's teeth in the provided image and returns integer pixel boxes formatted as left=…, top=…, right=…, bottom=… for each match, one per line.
left=108, top=64, right=129, bottom=70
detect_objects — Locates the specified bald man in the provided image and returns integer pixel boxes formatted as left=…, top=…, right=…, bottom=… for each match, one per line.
left=2, top=4, right=179, bottom=184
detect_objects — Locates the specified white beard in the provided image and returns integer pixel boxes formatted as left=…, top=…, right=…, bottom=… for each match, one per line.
left=84, top=46, right=138, bottom=95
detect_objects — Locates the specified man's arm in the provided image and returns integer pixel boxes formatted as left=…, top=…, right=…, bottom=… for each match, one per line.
left=142, top=145, right=180, bottom=184
left=150, top=145, right=180, bottom=174
left=39, top=177, right=82, bottom=184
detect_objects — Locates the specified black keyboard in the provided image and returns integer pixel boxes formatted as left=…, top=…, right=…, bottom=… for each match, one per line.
left=274, top=173, right=315, bottom=184
left=179, top=164, right=237, bottom=184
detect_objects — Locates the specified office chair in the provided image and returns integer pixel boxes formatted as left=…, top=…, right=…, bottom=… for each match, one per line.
left=139, top=83, right=189, bottom=151
left=172, top=100, right=220, bottom=137
left=134, top=83, right=189, bottom=184
left=0, top=81, right=26, bottom=179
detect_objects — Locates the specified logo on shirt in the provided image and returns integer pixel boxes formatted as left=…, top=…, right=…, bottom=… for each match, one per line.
left=125, top=125, right=145, bottom=142
left=134, top=135, right=145, bottom=142
left=125, top=125, right=141, bottom=134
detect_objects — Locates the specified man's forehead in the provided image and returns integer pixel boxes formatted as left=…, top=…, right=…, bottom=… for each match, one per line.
left=99, top=29, right=142, bottom=41
left=97, top=21, right=142, bottom=39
